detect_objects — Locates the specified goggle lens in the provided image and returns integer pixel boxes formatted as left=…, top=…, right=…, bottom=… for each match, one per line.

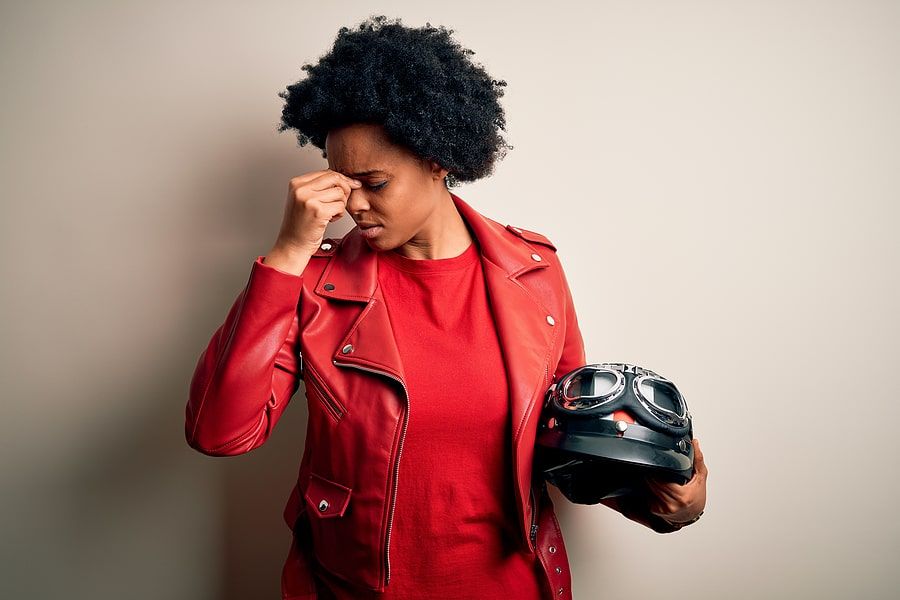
left=635, top=376, right=689, bottom=427
left=559, top=368, right=624, bottom=410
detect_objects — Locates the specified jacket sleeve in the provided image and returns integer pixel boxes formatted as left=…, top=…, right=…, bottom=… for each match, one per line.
left=548, top=257, right=681, bottom=534
left=552, top=257, right=586, bottom=383
left=185, top=255, right=305, bottom=456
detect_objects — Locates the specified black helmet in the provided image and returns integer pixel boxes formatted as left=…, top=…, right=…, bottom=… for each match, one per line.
left=535, top=362, right=695, bottom=504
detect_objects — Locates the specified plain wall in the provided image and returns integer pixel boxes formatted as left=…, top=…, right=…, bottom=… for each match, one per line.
left=1, top=1, right=898, bottom=598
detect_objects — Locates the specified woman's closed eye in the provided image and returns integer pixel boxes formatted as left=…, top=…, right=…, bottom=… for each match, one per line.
left=367, top=181, right=388, bottom=191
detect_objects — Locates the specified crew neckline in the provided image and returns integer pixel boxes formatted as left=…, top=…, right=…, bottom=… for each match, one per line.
left=378, top=240, right=480, bottom=273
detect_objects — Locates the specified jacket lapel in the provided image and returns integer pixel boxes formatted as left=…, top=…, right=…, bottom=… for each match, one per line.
left=452, top=195, right=556, bottom=449
left=454, top=195, right=559, bottom=544
left=313, top=231, right=408, bottom=384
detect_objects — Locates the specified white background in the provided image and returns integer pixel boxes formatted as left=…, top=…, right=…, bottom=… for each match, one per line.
left=1, top=1, right=897, bottom=598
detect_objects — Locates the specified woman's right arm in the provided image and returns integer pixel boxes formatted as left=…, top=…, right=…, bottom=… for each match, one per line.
left=184, top=254, right=309, bottom=456
left=184, top=170, right=362, bottom=456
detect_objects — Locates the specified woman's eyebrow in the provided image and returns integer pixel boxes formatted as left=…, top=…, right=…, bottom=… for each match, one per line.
left=342, top=169, right=388, bottom=177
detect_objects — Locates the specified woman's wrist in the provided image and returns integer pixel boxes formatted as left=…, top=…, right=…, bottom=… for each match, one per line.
left=263, top=244, right=314, bottom=276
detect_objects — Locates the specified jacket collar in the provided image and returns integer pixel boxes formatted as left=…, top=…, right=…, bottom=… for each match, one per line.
left=314, top=192, right=548, bottom=302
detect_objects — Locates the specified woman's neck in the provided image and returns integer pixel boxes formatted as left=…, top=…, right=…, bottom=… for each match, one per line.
left=391, top=193, right=474, bottom=260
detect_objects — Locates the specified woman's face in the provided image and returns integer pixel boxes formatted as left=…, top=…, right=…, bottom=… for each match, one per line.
left=325, top=122, right=448, bottom=252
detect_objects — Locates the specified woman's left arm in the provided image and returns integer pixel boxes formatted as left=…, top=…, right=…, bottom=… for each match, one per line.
left=550, top=255, right=708, bottom=532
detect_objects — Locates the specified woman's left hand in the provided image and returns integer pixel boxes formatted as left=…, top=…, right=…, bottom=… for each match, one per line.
left=643, top=438, right=708, bottom=525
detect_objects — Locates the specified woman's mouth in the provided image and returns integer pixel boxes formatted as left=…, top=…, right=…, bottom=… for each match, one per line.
left=360, top=225, right=383, bottom=239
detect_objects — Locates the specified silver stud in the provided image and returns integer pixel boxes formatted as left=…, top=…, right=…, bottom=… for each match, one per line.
left=341, top=344, right=354, bottom=354
left=318, top=499, right=329, bottom=512
left=321, top=242, right=332, bottom=251
left=558, top=587, right=564, bottom=595
left=548, top=545, right=556, bottom=553
left=324, top=283, right=335, bottom=291
left=615, top=420, right=628, bottom=432
left=546, top=315, right=555, bottom=326
left=531, top=253, right=542, bottom=261
left=555, top=566, right=562, bottom=573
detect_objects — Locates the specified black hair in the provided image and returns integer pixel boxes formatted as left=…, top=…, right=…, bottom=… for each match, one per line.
left=275, top=14, right=513, bottom=188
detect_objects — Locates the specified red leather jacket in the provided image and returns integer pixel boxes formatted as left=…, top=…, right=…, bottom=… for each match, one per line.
left=185, top=192, right=675, bottom=600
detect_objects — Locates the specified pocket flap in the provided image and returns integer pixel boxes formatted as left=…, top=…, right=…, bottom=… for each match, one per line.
left=303, top=472, right=352, bottom=518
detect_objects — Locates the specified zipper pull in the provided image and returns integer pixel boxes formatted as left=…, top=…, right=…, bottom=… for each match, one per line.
left=530, top=523, right=539, bottom=544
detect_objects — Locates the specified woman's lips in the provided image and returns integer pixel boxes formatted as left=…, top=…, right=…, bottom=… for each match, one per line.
left=360, top=225, right=383, bottom=239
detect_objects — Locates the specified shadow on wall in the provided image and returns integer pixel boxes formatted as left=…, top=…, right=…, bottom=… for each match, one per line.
left=62, top=142, right=332, bottom=599
left=202, top=147, right=337, bottom=598
left=220, top=395, right=311, bottom=600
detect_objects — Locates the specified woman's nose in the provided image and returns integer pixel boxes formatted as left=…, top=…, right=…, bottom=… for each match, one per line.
left=346, top=190, right=370, bottom=214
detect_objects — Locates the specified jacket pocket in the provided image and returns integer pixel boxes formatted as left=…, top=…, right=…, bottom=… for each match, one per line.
left=303, top=363, right=347, bottom=423
left=302, top=472, right=356, bottom=581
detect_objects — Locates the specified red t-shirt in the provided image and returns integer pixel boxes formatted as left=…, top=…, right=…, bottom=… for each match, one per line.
left=313, top=237, right=544, bottom=599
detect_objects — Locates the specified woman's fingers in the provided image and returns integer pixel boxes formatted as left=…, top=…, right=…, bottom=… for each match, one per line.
left=308, top=170, right=360, bottom=198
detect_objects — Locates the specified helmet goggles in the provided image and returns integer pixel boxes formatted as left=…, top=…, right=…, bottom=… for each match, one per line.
left=554, top=362, right=691, bottom=436
left=536, top=362, right=695, bottom=502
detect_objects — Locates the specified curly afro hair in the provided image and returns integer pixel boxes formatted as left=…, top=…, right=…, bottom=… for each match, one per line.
left=275, top=14, right=513, bottom=188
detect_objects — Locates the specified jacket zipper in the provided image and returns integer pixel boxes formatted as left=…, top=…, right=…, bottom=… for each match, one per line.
left=332, top=359, right=409, bottom=587
left=304, top=361, right=344, bottom=422
left=529, top=484, right=538, bottom=548
left=531, top=364, right=553, bottom=550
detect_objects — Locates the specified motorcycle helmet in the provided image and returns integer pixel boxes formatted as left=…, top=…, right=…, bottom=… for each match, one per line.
left=535, top=362, right=695, bottom=504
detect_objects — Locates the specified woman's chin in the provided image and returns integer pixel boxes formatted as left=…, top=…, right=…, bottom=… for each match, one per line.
left=362, top=234, right=385, bottom=249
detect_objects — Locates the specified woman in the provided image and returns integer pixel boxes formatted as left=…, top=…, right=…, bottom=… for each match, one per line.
left=185, top=15, right=706, bottom=600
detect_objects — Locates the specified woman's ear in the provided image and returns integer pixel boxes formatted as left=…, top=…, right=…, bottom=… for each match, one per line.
left=427, top=159, right=448, bottom=182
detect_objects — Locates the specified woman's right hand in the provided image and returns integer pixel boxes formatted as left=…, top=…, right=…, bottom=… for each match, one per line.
left=271, top=169, right=363, bottom=257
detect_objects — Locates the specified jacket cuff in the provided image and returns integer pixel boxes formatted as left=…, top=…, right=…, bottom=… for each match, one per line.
left=250, top=255, right=305, bottom=304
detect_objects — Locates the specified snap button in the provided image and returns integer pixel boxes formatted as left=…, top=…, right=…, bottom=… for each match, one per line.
left=555, top=566, right=562, bottom=573
left=321, top=242, right=332, bottom=251
left=318, top=499, right=329, bottom=512
left=548, top=545, right=556, bottom=553
left=531, top=253, right=542, bottom=261
left=341, top=344, right=354, bottom=354
left=324, top=283, right=335, bottom=291
left=546, top=315, right=555, bottom=326
left=558, top=587, right=564, bottom=595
